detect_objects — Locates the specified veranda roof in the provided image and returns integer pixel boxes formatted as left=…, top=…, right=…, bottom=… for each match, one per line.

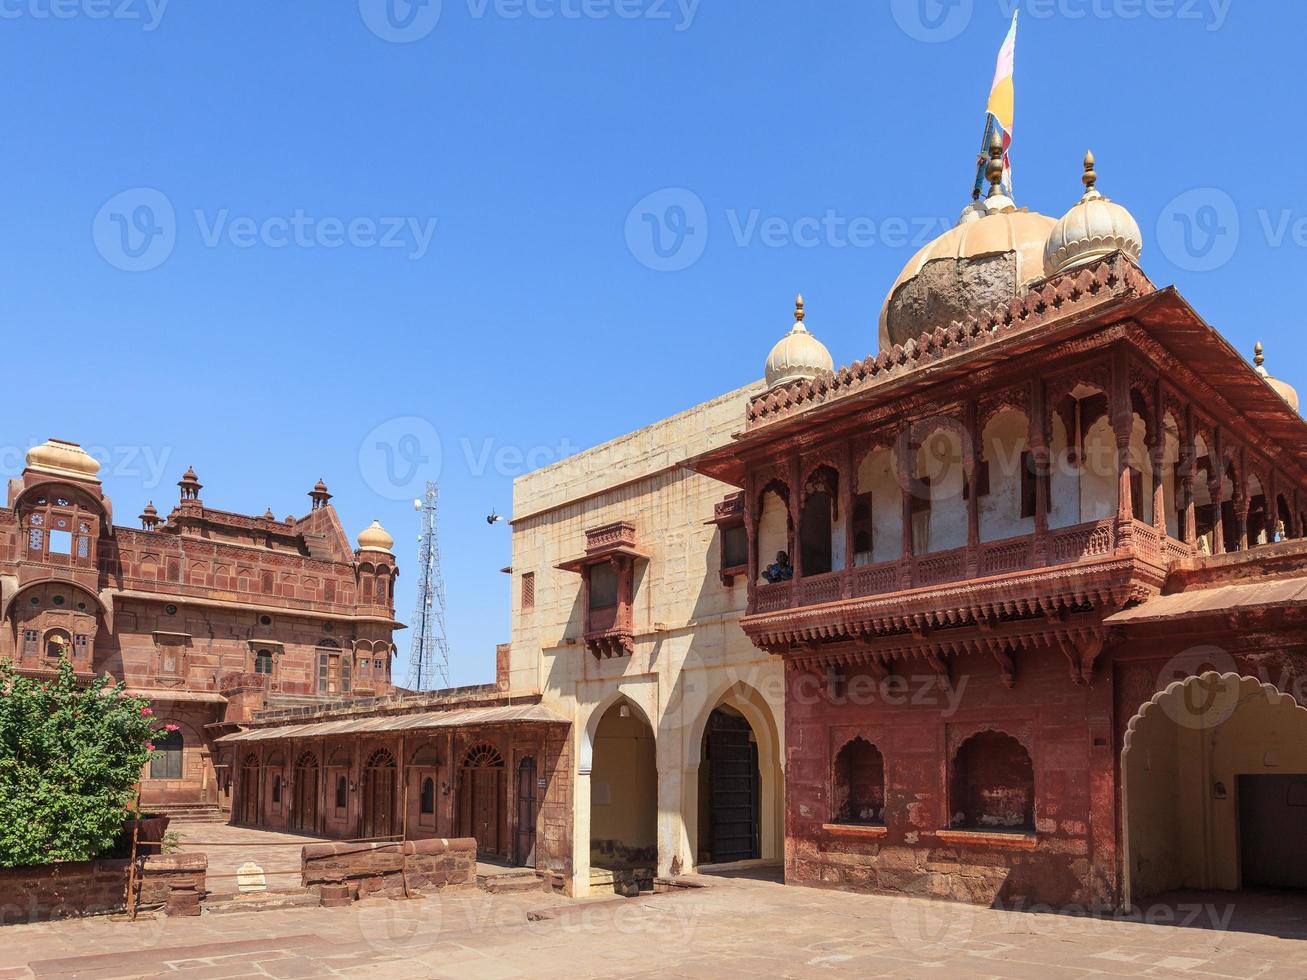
left=213, top=702, right=569, bottom=743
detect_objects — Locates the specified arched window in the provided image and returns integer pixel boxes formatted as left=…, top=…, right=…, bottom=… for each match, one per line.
left=335, top=775, right=348, bottom=809
left=949, top=731, right=1034, bottom=831
left=150, top=728, right=184, bottom=780
left=254, top=649, right=273, bottom=675
left=801, top=466, right=840, bottom=576
left=832, top=737, right=885, bottom=825
left=420, top=778, right=435, bottom=815
left=45, top=629, right=71, bottom=660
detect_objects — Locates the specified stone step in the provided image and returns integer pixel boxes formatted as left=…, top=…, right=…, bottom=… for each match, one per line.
left=477, top=870, right=548, bottom=895
left=203, top=891, right=319, bottom=915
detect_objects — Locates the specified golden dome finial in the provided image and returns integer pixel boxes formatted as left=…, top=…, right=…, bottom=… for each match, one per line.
left=1255, top=341, right=1266, bottom=370
left=1083, top=150, right=1098, bottom=191
left=794, top=293, right=805, bottom=323
left=985, top=128, right=1005, bottom=199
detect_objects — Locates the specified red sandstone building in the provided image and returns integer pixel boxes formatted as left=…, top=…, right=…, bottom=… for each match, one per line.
left=0, top=442, right=400, bottom=812
left=203, top=150, right=1307, bottom=912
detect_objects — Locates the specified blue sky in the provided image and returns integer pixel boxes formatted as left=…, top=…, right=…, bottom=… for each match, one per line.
left=2, top=0, right=1299, bottom=687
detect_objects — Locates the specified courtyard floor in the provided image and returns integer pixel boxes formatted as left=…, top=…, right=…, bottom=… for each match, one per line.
left=2, top=873, right=1306, bottom=978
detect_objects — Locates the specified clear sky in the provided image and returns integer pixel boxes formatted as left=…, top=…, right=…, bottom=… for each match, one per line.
left=2, top=0, right=1299, bottom=687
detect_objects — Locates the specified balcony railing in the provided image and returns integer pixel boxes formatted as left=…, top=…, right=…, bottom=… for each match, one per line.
left=752, top=519, right=1184, bottom=614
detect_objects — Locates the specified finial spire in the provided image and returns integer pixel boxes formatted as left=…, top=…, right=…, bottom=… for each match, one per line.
left=1082, top=150, right=1097, bottom=191
left=985, top=128, right=1005, bottom=199
left=1255, top=341, right=1266, bottom=370
left=794, top=293, right=805, bottom=323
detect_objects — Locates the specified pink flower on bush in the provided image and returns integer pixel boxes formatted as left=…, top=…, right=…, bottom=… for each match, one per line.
left=163, top=723, right=180, bottom=732
left=140, top=706, right=154, bottom=717
left=144, top=743, right=155, bottom=752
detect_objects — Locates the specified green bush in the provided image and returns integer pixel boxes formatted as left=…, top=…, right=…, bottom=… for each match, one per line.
left=0, top=658, right=156, bottom=868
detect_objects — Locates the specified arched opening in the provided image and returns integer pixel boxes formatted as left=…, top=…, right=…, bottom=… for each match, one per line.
left=265, top=751, right=286, bottom=819
left=1123, top=672, right=1307, bottom=905
left=408, top=743, right=441, bottom=834
left=361, top=748, right=397, bottom=840
left=800, top=465, right=842, bottom=576
left=832, top=737, right=885, bottom=826
left=293, top=751, right=319, bottom=834
left=515, top=756, right=539, bottom=866
left=913, top=424, right=967, bottom=554
left=978, top=408, right=1034, bottom=542
left=238, top=754, right=260, bottom=825
left=756, top=482, right=792, bottom=584
left=855, top=447, right=902, bottom=566
left=590, top=698, right=657, bottom=879
left=458, top=744, right=506, bottom=858
left=949, top=731, right=1034, bottom=831
left=696, top=706, right=761, bottom=865
left=44, top=628, right=71, bottom=660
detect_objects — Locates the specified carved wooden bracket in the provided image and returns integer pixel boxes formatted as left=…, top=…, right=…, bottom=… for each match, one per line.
left=1057, top=630, right=1105, bottom=685
left=991, top=646, right=1016, bottom=689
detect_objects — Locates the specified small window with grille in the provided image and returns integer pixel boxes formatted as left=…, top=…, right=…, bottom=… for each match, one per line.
left=522, top=571, right=535, bottom=610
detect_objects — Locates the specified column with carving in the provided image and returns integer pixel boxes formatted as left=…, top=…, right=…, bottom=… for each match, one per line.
left=1234, top=448, right=1249, bottom=552
left=840, top=442, right=856, bottom=598
left=965, top=401, right=981, bottom=577
left=788, top=455, right=804, bottom=587
left=1181, top=405, right=1197, bottom=545
left=1029, top=380, right=1050, bottom=566
left=1208, top=430, right=1225, bottom=554
left=1111, top=353, right=1135, bottom=551
left=744, top=471, right=758, bottom=612
left=898, top=429, right=914, bottom=589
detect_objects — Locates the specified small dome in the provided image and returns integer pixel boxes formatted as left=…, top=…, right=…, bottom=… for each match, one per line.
left=1255, top=342, right=1299, bottom=413
left=764, top=295, right=834, bottom=390
left=358, top=519, right=395, bottom=553
left=1043, top=152, right=1143, bottom=276
left=25, top=439, right=101, bottom=482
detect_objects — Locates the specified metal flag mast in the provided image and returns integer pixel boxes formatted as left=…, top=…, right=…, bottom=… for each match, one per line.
left=407, top=481, right=450, bottom=691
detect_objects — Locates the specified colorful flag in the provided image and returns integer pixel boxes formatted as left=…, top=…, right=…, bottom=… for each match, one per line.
left=974, top=11, right=1018, bottom=199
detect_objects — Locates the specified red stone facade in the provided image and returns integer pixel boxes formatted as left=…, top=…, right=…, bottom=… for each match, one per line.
left=0, top=451, right=399, bottom=810
left=690, top=252, right=1307, bottom=909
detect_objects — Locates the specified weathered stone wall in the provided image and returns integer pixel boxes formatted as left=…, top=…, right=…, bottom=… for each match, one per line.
left=0, top=853, right=208, bottom=924
left=301, top=837, right=476, bottom=900
left=785, top=648, right=1113, bottom=908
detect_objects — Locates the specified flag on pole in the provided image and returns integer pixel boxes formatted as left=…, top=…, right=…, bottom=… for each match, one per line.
left=973, top=11, right=1018, bottom=199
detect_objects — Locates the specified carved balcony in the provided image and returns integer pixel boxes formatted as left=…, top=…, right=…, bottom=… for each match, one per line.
left=744, top=519, right=1188, bottom=659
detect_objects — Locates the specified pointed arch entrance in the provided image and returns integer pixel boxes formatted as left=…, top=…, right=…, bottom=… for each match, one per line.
left=293, top=751, right=320, bottom=834
left=238, top=753, right=260, bottom=825
left=361, top=748, right=398, bottom=839
left=1123, top=672, right=1307, bottom=906
left=589, top=697, right=657, bottom=874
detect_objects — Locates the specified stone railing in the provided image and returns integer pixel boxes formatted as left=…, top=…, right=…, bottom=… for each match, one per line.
left=750, top=519, right=1190, bottom=616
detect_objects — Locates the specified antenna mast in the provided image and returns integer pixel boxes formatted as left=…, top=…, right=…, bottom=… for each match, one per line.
left=407, top=481, right=450, bottom=690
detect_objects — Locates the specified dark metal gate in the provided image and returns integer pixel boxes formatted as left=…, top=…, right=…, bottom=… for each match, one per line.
left=706, top=709, right=760, bottom=864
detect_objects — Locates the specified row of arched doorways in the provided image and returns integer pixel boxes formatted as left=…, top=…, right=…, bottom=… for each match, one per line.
left=234, top=741, right=541, bottom=865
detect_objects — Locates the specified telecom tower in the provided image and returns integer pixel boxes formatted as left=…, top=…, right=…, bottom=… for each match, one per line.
left=407, top=481, right=450, bottom=691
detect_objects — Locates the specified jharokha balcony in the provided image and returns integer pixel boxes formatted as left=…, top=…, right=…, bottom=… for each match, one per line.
left=688, top=253, right=1307, bottom=683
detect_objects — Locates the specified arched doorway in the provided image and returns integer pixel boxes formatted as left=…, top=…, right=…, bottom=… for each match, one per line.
left=697, top=706, right=761, bottom=865
left=238, top=754, right=260, bottom=825
left=1123, top=672, right=1307, bottom=906
left=361, top=749, right=397, bottom=839
left=590, top=698, right=657, bottom=875
left=458, top=744, right=506, bottom=857
left=515, top=756, right=538, bottom=867
left=293, top=751, right=319, bottom=834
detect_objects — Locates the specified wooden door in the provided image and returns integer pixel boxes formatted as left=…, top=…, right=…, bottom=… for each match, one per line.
left=458, top=745, right=506, bottom=857
left=515, top=757, right=538, bottom=866
left=362, top=753, right=397, bottom=839
left=294, top=764, right=319, bottom=833
left=239, top=760, right=259, bottom=825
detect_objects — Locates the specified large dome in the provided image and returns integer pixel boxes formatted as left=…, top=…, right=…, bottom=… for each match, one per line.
left=879, top=205, right=1057, bottom=350
left=25, top=438, right=101, bottom=482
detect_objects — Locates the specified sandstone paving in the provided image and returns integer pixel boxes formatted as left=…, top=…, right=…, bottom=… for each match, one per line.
left=3, top=874, right=1307, bottom=978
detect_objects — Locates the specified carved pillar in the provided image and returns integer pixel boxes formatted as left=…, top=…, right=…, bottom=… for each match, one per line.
left=840, top=442, right=856, bottom=597
left=789, top=455, right=804, bottom=583
left=899, top=431, right=915, bottom=589
left=1267, top=470, right=1280, bottom=543
left=1029, top=381, right=1050, bottom=565
left=1150, top=442, right=1166, bottom=537
left=1181, top=405, right=1197, bottom=545
left=1208, top=430, right=1225, bottom=555
left=965, top=402, right=981, bottom=577
left=1112, top=350, right=1135, bottom=550
left=744, top=472, right=758, bottom=609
